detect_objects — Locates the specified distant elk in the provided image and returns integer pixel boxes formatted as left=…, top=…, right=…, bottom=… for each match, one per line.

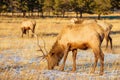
left=21, top=20, right=36, bottom=37
left=37, top=23, right=105, bottom=75
left=70, top=18, right=113, bottom=49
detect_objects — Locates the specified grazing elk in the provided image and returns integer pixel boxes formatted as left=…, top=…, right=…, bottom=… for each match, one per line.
left=96, top=20, right=112, bottom=49
left=21, top=20, right=36, bottom=37
left=38, top=23, right=105, bottom=75
left=71, top=18, right=113, bottom=49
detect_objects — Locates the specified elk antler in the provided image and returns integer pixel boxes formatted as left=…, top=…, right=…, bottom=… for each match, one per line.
left=34, top=33, right=46, bottom=56
left=30, top=29, right=48, bottom=56
left=39, top=35, right=48, bottom=54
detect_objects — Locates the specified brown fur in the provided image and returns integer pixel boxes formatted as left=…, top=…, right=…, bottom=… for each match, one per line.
left=70, top=18, right=84, bottom=24
left=46, top=23, right=105, bottom=75
left=21, top=20, right=36, bottom=37
left=71, top=18, right=113, bottom=49
left=96, top=20, right=113, bottom=49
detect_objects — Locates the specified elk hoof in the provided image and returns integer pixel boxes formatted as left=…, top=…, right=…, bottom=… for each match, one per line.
left=54, top=66, right=60, bottom=70
left=59, top=66, right=64, bottom=71
left=70, top=70, right=75, bottom=73
left=89, top=70, right=95, bottom=74
left=90, top=69, right=95, bottom=74
left=70, top=68, right=76, bottom=72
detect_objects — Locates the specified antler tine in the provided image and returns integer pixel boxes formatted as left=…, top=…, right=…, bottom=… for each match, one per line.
left=39, top=36, right=48, bottom=54
left=30, top=29, right=48, bottom=56
left=34, top=33, right=46, bottom=56
left=35, top=55, right=46, bottom=63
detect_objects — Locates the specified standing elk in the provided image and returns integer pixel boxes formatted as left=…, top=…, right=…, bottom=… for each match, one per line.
left=70, top=18, right=83, bottom=24
left=21, top=20, right=36, bottom=37
left=96, top=20, right=112, bottom=49
left=37, top=23, right=105, bottom=75
left=71, top=18, right=113, bottom=49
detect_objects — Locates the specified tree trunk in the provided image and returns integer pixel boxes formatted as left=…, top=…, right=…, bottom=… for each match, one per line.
left=23, top=12, right=26, bottom=17
left=98, top=13, right=101, bottom=20
left=37, top=11, right=39, bottom=17
left=12, top=12, right=14, bottom=17
left=41, top=11, right=44, bottom=17
left=75, top=12, right=78, bottom=18
left=48, top=10, right=51, bottom=17
left=79, top=11, right=82, bottom=18
left=28, top=12, right=30, bottom=17
left=31, top=11, right=33, bottom=17
left=62, top=10, right=65, bottom=18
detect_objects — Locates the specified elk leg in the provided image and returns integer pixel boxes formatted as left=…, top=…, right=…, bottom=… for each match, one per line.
left=99, top=50, right=104, bottom=75
left=32, top=32, right=34, bottom=37
left=27, top=30, right=29, bottom=37
left=72, top=49, right=77, bottom=72
left=105, top=35, right=109, bottom=49
left=59, top=49, right=69, bottom=71
left=60, top=43, right=70, bottom=71
left=108, top=35, right=112, bottom=49
left=91, top=49, right=99, bottom=73
left=30, top=29, right=34, bottom=37
left=21, top=28, right=24, bottom=37
left=29, top=29, right=34, bottom=38
left=32, top=29, right=35, bottom=38
left=21, top=32, right=23, bottom=37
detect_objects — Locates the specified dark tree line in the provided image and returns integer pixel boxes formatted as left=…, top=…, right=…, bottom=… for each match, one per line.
left=0, top=0, right=119, bottom=19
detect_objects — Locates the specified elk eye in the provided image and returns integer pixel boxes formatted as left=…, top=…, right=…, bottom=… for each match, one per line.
left=51, top=53, right=54, bottom=56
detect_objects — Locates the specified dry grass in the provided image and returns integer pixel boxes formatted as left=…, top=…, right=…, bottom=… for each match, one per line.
left=0, top=16, right=120, bottom=80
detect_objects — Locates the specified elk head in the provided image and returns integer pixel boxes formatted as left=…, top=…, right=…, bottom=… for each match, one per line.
left=34, top=33, right=64, bottom=70
left=45, top=42, right=64, bottom=69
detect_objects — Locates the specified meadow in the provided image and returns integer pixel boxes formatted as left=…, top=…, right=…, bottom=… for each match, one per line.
left=0, top=15, right=120, bottom=80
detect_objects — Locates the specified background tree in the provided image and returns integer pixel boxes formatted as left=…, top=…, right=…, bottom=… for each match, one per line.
left=10, top=0, right=21, bottom=16
left=43, top=0, right=54, bottom=17
left=36, top=0, right=44, bottom=17
left=70, top=0, right=89, bottom=18
left=0, top=0, right=9, bottom=16
left=27, top=0, right=36, bottom=17
left=60, top=0, right=70, bottom=17
left=53, top=0, right=71, bottom=17
left=111, top=0, right=120, bottom=11
left=53, top=0, right=63, bottom=17
left=69, top=0, right=78, bottom=17
left=20, top=0, right=28, bottom=17
left=0, top=0, right=118, bottom=18
left=84, top=0, right=95, bottom=14
left=94, top=0, right=112, bottom=19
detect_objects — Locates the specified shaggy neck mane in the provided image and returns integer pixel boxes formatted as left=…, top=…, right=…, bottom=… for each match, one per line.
left=50, top=41, right=64, bottom=63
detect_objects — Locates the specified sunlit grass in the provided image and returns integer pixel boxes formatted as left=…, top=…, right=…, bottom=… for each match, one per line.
left=0, top=16, right=120, bottom=80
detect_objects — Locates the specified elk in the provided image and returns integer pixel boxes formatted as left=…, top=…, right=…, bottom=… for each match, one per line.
left=21, top=20, right=36, bottom=37
left=71, top=18, right=113, bottom=49
left=38, top=23, right=105, bottom=75
left=70, top=18, right=83, bottom=24
left=96, top=20, right=112, bottom=49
